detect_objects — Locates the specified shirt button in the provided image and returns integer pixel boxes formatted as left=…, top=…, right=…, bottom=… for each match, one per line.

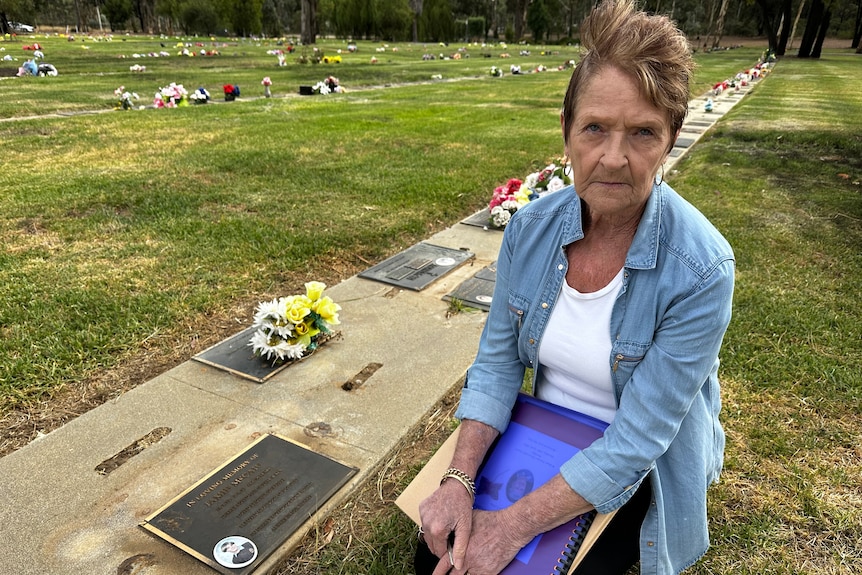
left=647, top=541, right=654, bottom=547
left=529, top=338, right=535, bottom=345
left=558, top=264, right=564, bottom=271
left=541, top=302, right=548, bottom=309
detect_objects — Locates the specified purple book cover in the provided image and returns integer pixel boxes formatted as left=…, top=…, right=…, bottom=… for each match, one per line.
left=472, top=394, right=608, bottom=574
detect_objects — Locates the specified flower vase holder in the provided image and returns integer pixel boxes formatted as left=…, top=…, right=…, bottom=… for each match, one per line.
left=192, top=327, right=340, bottom=383
left=264, top=86, right=272, bottom=98
left=299, top=85, right=314, bottom=96
left=225, top=94, right=236, bottom=102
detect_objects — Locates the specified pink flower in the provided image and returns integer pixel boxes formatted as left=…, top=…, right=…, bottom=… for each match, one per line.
left=261, top=76, right=272, bottom=86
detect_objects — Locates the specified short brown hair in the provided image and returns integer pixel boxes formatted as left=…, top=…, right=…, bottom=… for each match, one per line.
left=562, top=0, right=693, bottom=148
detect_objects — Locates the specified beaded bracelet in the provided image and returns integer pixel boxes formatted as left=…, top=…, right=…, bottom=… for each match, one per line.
left=440, top=467, right=476, bottom=500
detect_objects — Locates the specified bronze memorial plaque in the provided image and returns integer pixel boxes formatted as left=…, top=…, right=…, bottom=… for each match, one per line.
left=141, top=434, right=357, bottom=575
left=443, top=262, right=496, bottom=312
left=358, top=242, right=475, bottom=290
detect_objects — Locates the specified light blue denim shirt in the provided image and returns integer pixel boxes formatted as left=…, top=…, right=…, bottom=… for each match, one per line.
left=456, top=183, right=735, bottom=574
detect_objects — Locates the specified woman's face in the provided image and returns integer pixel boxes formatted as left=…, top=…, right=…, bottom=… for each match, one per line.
left=564, top=65, right=675, bottom=224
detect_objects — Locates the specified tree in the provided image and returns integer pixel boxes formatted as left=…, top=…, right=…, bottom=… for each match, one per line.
left=852, top=0, right=861, bottom=48
left=230, top=0, right=263, bottom=35
left=0, top=0, right=35, bottom=35
left=377, top=0, right=412, bottom=39
left=103, top=0, right=134, bottom=30
left=300, top=0, right=317, bottom=42
left=526, top=0, right=549, bottom=42
left=419, top=0, right=454, bottom=41
left=179, top=0, right=220, bottom=34
left=798, top=0, right=833, bottom=57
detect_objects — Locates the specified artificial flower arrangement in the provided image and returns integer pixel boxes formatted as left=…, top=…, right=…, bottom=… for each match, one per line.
left=114, top=86, right=139, bottom=110
left=223, top=83, right=240, bottom=101
left=488, top=160, right=572, bottom=228
left=311, top=76, right=342, bottom=95
left=153, top=82, right=188, bottom=107
left=249, top=282, right=342, bottom=363
left=189, top=87, right=210, bottom=104
left=261, top=76, right=272, bottom=97
left=490, top=66, right=503, bottom=77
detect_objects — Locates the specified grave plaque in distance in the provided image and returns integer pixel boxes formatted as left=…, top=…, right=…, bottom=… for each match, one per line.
left=141, top=434, right=357, bottom=575
left=358, top=242, right=474, bottom=291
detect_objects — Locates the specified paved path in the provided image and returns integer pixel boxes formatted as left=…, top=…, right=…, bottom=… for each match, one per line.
left=0, top=72, right=763, bottom=575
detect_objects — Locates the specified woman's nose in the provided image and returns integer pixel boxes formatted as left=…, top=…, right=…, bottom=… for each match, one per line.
left=600, top=133, right=628, bottom=169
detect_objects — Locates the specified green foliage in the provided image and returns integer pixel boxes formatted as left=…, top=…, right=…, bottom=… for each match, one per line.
left=101, top=0, right=134, bottom=31
left=180, top=0, right=222, bottom=35
left=418, top=0, right=454, bottom=42
left=526, top=0, right=549, bottom=43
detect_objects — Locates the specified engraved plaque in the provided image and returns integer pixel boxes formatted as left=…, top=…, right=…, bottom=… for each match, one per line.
left=191, top=328, right=336, bottom=383
left=443, top=262, right=496, bottom=311
left=141, top=434, right=357, bottom=575
left=358, top=242, right=475, bottom=290
left=461, top=208, right=499, bottom=229
left=674, top=136, right=696, bottom=149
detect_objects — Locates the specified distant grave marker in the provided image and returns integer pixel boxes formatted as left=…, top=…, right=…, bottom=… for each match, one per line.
left=358, top=242, right=474, bottom=290
left=142, top=434, right=357, bottom=575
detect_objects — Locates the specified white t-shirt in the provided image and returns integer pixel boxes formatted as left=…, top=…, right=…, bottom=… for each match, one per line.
left=536, top=268, right=624, bottom=424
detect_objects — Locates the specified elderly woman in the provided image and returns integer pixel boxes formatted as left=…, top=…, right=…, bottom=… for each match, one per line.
left=416, top=1, right=735, bottom=574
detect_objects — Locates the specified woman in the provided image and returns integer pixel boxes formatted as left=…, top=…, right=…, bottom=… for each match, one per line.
left=417, top=1, right=735, bottom=574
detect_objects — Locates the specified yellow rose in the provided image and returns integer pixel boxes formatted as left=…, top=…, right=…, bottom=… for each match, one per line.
left=294, top=321, right=310, bottom=336
left=285, top=301, right=311, bottom=324
left=313, top=296, right=341, bottom=325
left=305, top=281, right=327, bottom=301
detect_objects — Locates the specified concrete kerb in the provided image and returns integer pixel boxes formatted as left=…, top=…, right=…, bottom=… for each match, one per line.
left=0, top=67, right=767, bottom=575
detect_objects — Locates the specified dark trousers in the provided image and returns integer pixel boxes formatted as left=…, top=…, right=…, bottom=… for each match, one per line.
left=414, top=479, right=652, bottom=575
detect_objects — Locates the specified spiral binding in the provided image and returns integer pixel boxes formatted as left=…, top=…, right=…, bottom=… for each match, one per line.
left=552, top=510, right=598, bottom=574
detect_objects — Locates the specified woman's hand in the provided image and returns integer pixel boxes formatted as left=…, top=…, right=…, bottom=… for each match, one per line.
left=453, top=508, right=530, bottom=575
left=419, top=478, right=475, bottom=574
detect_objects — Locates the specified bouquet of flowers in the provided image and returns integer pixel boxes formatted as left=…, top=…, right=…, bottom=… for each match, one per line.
left=114, top=86, right=139, bottom=110
left=488, top=160, right=572, bottom=228
left=249, top=282, right=342, bottom=363
left=223, top=84, right=240, bottom=101
left=261, top=76, right=272, bottom=97
left=154, top=83, right=188, bottom=107
left=189, top=87, right=210, bottom=103
left=490, top=66, right=503, bottom=77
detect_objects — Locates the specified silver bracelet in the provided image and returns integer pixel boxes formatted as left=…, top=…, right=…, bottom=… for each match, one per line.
left=441, top=467, right=476, bottom=500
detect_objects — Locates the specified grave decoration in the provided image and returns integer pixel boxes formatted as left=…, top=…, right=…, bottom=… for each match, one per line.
left=190, top=87, right=211, bottom=104
left=223, top=83, right=240, bottom=101
left=488, top=160, right=571, bottom=229
left=311, top=76, right=343, bottom=95
left=114, top=85, right=140, bottom=110
left=249, top=281, right=341, bottom=364
left=154, top=82, right=188, bottom=107
left=261, top=76, right=272, bottom=98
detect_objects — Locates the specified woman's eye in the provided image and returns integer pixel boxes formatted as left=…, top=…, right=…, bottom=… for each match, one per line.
left=637, top=128, right=655, bottom=137
left=586, top=124, right=601, bottom=133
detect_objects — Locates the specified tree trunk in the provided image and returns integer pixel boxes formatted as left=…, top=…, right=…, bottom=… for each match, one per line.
left=755, top=0, right=781, bottom=54
left=798, top=0, right=824, bottom=57
left=788, top=0, right=807, bottom=50
left=712, top=0, right=730, bottom=49
left=852, top=0, right=861, bottom=49
left=301, top=0, right=318, bottom=44
left=776, top=0, right=792, bottom=55
left=811, top=7, right=832, bottom=58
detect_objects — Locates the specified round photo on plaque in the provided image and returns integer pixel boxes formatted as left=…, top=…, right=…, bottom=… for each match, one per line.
left=476, top=295, right=493, bottom=303
left=435, top=257, right=456, bottom=266
left=213, top=536, right=258, bottom=568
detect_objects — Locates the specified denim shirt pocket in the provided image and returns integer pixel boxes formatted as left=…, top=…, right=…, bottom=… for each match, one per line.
left=507, top=292, right=531, bottom=336
left=611, top=340, right=650, bottom=388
